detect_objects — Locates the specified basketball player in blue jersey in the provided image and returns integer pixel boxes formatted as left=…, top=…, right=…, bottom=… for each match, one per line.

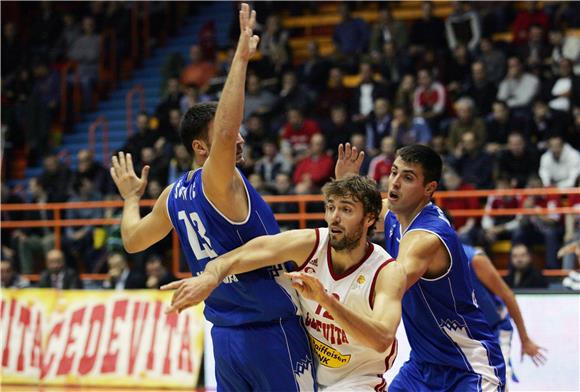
left=109, top=4, right=315, bottom=391
left=462, top=243, right=546, bottom=388
left=335, top=143, right=506, bottom=391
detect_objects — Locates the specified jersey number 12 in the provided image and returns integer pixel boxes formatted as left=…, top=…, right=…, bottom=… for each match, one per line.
left=178, top=211, right=218, bottom=260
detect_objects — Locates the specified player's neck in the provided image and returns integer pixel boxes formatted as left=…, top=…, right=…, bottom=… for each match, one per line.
left=396, top=200, right=430, bottom=232
left=330, top=240, right=370, bottom=275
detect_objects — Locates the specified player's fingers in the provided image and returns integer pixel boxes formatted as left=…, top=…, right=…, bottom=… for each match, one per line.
left=141, top=165, right=150, bottom=182
left=126, top=152, right=135, bottom=174
left=250, top=35, right=260, bottom=50
left=160, top=280, right=184, bottom=291
left=338, top=144, right=344, bottom=160
left=356, top=150, right=365, bottom=163
left=249, top=9, right=256, bottom=30
left=118, top=151, right=126, bottom=170
left=344, top=143, right=352, bottom=160
left=111, top=155, right=120, bottom=173
left=351, top=146, right=359, bottom=160
left=110, top=167, right=118, bottom=183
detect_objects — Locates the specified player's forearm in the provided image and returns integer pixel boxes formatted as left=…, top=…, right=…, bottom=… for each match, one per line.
left=213, top=55, right=248, bottom=140
left=121, top=196, right=143, bottom=253
left=319, top=293, right=395, bottom=352
left=502, top=291, right=530, bottom=342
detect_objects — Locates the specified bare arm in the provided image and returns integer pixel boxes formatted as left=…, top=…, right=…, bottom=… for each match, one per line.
left=162, top=229, right=318, bottom=313
left=288, top=261, right=406, bottom=353
left=202, top=4, right=259, bottom=198
left=472, top=252, right=547, bottom=365
left=110, top=152, right=173, bottom=253
left=397, top=230, right=445, bottom=290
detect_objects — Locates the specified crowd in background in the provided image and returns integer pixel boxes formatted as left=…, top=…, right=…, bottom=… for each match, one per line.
left=1, top=1, right=580, bottom=289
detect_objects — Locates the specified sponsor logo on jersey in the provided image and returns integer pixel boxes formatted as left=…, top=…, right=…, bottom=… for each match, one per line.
left=305, top=312, right=349, bottom=345
left=357, top=275, right=366, bottom=285
left=308, top=334, right=351, bottom=368
left=310, top=258, right=318, bottom=267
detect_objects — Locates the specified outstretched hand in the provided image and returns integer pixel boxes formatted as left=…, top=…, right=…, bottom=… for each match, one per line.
left=335, top=143, right=365, bottom=179
left=286, top=272, right=328, bottom=304
left=110, top=151, right=149, bottom=200
left=521, top=338, right=547, bottom=366
left=161, top=272, right=220, bottom=314
left=236, top=3, right=260, bottom=62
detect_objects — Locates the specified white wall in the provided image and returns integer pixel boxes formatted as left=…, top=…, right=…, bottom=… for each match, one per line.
left=205, top=294, right=580, bottom=391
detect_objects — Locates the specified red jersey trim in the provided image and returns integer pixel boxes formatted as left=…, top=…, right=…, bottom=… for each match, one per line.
left=297, top=228, right=320, bottom=271
left=369, top=258, right=395, bottom=309
left=374, top=338, right=398, bottom=391
left=326, top=241, right=375, bottom=280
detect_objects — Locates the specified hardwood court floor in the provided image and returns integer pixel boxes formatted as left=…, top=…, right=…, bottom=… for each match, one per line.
left=1, top=386, right=210, bottom=392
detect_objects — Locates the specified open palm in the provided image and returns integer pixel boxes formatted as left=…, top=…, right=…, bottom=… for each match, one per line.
left=237, top=3, right=260, bottom=61
left=110, top=151, right=149, bottom=200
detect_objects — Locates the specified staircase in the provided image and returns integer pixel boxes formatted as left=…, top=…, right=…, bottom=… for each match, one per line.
left=17, top=2, right=233, bottom=185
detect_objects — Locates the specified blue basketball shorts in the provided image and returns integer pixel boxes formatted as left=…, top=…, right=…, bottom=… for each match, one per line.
left=211, top=316, right=316, bottom=391
left=389, top=359, right=505, bottom=392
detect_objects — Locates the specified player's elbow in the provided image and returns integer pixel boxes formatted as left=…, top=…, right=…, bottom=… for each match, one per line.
left=122, top=237, right=141, bottom=254
left=372, top=330, right=396, bottom=353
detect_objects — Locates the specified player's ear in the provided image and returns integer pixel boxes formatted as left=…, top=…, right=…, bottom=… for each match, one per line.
left=192, top=139, right=209, bottom=159
left=424, top=181, right=437, bottom=196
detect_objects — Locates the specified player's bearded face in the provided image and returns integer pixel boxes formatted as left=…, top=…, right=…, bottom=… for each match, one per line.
left=329, top=216, right=366, bottom=251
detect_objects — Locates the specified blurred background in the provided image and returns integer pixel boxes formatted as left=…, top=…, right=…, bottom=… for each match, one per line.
left=0, top=1, right=579, bottom=390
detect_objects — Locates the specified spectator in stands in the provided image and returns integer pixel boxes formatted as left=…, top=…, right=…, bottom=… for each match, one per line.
left=408, top=1, right=446, bottom=54
left=447, top=97, right=486, bottom=151
left=274, top=70, right=315, bottom=119
left=258, top=15, right=290, bottom=78
left=332, top=3, right=370, bottom=70
left=64, top=178, right=104, bottom=271
left=244, top=74, right=276, bottom=119
left=121, top=112, right=160, bottom=165
left=249, top=173, right=274, bottom=195
left=497, top=57, right=540, bottom=111
left=548, top=28, right=580, bottom=75
left=367, top=136, right=396, bottom=182
left=394, top=74, right=416, bottom=115
left=145, top=254, right=176, bottom=289
left=481, top=176, right=520, bottom=244
left=352, top=62, right=389, bottom=120
left=55, top=13, right=81, bottom=62
left=497, top=132, right=540, bottom=188
left=1, top=258, right=30, bottom=289
left=549, top=58, right=578, bottom=113
left=413, top=68, right=447, bottom=132
left=477, top=38, right=506, bottom=86
left=439, top=166, right=481, bottom=245
left=73, top=149, right=112, bottom=197
left=242, top=114, right=270, bottom=158
left=270, top=172, right=298, bottom=230
left=298, top=41, right=331, bottom=94
left=168, top=145, right=193, bottom=184
left=68, top=16, right=100, bottom=111
left=451, top=130, right=494, bottom=189
left=350, top=132, right=371, bottom=175
left=322, top=105, right=359, bottom=153
left=444, top=44, right=473, bottom=96
left=513, top=175, right=563, bottom=269
left=518, top=24, right=551, bottom=69
left=370, top=7, right=408, bottom=53
left=390, top=106, right=432, bottom=146
left=374, top=41, right=411, bottom=87
left=293, top=133, right=335, bottom=188
left=140, top=146, right=169, bottom=186
left=316, top=67, right=353, bottom=117
left=462, top=61, right=497, bottom=116
left=485, top=100, right=526, bottom=150
left=103, top=252, right=146, bottom=290
left=539, top=135, right=580, bottom=188
left=280, top=107, right=322, bottom=157
left=38, top=249, right=83, bottom=289
left=528, top=100, right=567, bottom=147
left=254, top=139, right=292, bottom=187
left=38, top=153, right=72, bottom=202
left=504, top=243, right=548, bottom=289
left=180, top=44, right=216, bottom=89
left=560, top=176, right=580, bottom=269
left=364, top=97, right=392, bottom=154
left=12, top=179, right=54, bottom=274
left=430, top=135, right=452, bottom=166
left=160, top=108, right=183, bottom=146
left=156, top=77, right=183, bottom=127
left=179, top=86, right=200, bottom=113
left=512, top=2, right=549, bottom=46
left=445, top=1, right=481, bottom=52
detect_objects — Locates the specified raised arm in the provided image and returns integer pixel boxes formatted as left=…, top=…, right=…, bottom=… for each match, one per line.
left=110, top=151, right=173, bottom=253
left=288, top=261, right=406, bottom=352
left=162, top=229, right=318, bottom=313
left=202, top=3, right=259, bottom=196
left=471, top=252, right=547, bottom=366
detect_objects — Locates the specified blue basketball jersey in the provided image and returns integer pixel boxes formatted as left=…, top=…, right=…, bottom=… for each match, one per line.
left=166, top=168, right=299, bottom=326
left=384, top=203, right=505, bottom=386
left=463, top=244, right=513, bottom=333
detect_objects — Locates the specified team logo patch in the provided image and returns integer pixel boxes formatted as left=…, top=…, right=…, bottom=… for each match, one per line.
left=308, top=334, right=351, bottom=368
left=357, top=275, right=366, bottom=285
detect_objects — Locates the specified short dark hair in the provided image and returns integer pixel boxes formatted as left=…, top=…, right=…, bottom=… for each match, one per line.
left=396, top=144, right=442, bottom=184
left=179, top=102, right=218, bottom=155
left=322, top=176, right=383, bottom=236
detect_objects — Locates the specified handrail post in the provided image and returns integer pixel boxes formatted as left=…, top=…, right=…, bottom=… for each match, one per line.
left=299, top=199, right=307, bottom=229
left=126, top=85, right=145, bottom=138
left=54, top=209, right=61, bottom=250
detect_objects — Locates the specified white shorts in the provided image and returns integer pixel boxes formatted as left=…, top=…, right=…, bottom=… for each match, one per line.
left=321, top=375, right=388, bottom=391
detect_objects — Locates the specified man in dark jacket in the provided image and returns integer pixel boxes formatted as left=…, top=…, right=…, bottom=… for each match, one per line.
left=504, top=243, right=548, bottom=289
left=102, top=252, right=146, bottom=290
left=38, top=249, right=83, bottom=289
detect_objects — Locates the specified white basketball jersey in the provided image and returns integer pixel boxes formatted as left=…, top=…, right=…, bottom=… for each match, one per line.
left=298, top=228, right=398, bottom=390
